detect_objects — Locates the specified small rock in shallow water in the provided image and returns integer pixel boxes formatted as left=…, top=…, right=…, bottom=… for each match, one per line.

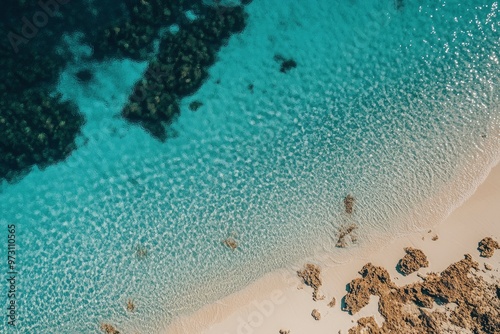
left=223, top=237, right=238, bottom=250
left=344, top=194, right=355, bottom=214
left=100, top=323, right=120, bottom=334
left=280, top=59, right=297, bottom=73
left=126, top=299, right=135, bottom=312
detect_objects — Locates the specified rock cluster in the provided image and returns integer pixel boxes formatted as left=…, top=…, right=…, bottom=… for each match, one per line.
left=397, top=247, right=429, bottom=276
left=478, top=237, right=499, bottom=258
left=279, top=330, right=290, bottom=334
left=345, top=253, right=500, bottom=334
left=297, top=264, right=322, bottom=301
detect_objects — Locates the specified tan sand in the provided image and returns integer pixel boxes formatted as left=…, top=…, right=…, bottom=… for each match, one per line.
left=164, top=161, right=500, bottom=334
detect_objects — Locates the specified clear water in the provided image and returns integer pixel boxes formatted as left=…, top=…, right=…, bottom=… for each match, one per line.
left=1, top=0, right=499, bottom=333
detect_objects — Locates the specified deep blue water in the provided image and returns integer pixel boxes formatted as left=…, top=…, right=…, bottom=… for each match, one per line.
left=1, top=0, right=499, bottom=333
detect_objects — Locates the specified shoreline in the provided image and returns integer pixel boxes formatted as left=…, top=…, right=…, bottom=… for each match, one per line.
left=164, top=159, right=500, bottom=334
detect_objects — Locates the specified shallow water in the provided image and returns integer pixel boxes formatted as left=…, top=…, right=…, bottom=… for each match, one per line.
left=1, top=0, right=499, bottom=333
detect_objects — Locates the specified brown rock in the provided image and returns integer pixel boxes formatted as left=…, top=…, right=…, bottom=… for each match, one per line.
left=279, top=330, right=290, bottom=334
left=348, top=316, right=383, bottom=334
left=345, top=254, right=500, bottom=334
left=311, top=309, right=321, bottom=320
left=327, top=297, right=336, bottom=308
left=126, top=299, right=135, bottom=312
left=297, top=264, right=322, bottom=301
left=223, top=237, right=238, bottom=250
left=478, top=237, right=499, bottom=258
left=398, top=247, right=429, bottom=276
left=344, top=194, right=355, bottom=214
left=484, top=263, right=493, bottom=271
left=336, top=223, right=358, bottom=248
left=100, top=323, right=120, bottom=334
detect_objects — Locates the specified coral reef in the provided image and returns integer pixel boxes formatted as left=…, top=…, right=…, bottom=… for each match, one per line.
left=478, top=237, right=499, bottom=258
left=0, top=0, right=251, bottom=180
left=120, top=3, right=248, bottom=140
left=397, top=247, right=429, bottom=276
left=297, top=263, right=322, bottom=301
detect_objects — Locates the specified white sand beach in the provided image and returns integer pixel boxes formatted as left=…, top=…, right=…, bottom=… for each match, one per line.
left=165, top=160, right=500, bottom=334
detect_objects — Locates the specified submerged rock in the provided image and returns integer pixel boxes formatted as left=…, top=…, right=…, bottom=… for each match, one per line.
left=398, top=247, right=429, bottom=276
left=100, top=323, right=120, bottom=334
left=189, top=100, right=203, bottom=111
left=344, top=194, right=355, bottom=214
left=223, top=237, right=238, bottom=250
left=75, top=69, right=93, bottom=82
left=274, top=54, right=297, bottom=73
left=336, top=223, right=358, bottom=248
left=126, top=299, right=135, bottom=312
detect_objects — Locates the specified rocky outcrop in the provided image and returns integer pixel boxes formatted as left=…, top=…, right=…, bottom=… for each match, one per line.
left=345, top=254, right=500, bottom=334
left=478, top=237, right=499, bottom=258
left=327, top=297, right=336, bottom=307
left=398, top=247, right=429, bottom=275
left=348, top=317, right=383, bottom=334
left=297, top=264, right=322, bottom=301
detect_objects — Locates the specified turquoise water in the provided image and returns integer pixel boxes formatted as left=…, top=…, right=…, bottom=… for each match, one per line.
left=1, top=0, right=499, bottom=333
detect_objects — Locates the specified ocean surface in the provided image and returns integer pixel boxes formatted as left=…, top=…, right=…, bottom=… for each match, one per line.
left=1, top=0, right=499, bottom=333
